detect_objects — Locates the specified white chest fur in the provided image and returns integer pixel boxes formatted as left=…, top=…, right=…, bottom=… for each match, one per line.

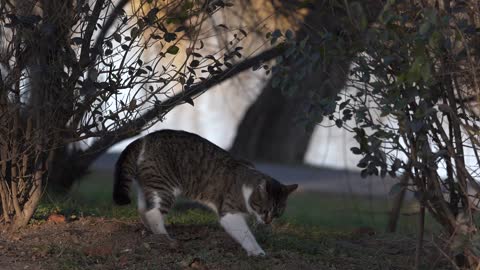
left=242, top=185, right=263, bottom=224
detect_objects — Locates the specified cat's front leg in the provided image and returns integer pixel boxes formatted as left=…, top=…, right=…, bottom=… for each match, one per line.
left=220, top=213, right=266, bottom=256
left=143, top=208, right=169, bottom=235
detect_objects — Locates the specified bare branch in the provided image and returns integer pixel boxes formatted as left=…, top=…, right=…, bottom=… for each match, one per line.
left=69, top=45, right=283, bottom=169
left=79, top=0, right=105, bottom=67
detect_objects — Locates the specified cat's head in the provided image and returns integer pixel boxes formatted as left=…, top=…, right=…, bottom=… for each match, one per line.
left=249, top=179, right=298, bottom=224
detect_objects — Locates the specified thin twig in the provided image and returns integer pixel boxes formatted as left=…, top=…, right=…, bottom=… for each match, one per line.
left=432, top=239, right=461, bottom=270
left=415, top=202, right=425, bottom=269
left=386, top=171, right=409, bottom=233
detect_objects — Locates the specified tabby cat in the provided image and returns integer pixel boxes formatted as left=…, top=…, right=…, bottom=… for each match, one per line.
left=113, top=130, right=298, bottom=256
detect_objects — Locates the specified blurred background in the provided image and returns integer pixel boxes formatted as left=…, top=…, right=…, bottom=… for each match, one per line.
left=59, top=0, right=420, bottom=234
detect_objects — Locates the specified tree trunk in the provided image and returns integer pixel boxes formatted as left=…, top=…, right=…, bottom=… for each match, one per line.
left=231, top=57, right=352, bottom=163
left=231, top=1, right=357, bottom=163
left=10, top=167, right=44, bottom=229
left=386, top=173, right=409, bottom=233
left=0, top=114, right=48, bottom=229
left=230, top=83, right=312, bottom=163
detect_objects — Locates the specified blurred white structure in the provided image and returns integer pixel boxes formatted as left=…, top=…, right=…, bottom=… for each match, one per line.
left=110, top=71, right=362, bottom=171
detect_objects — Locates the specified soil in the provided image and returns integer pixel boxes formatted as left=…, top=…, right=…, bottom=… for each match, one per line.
left=0, top=216, right=450, bottom=270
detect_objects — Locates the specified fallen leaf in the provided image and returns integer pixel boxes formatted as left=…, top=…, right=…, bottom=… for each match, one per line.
left=47, top=214, right=66, bottom=224
left=189, top=258, right=208, bottom=270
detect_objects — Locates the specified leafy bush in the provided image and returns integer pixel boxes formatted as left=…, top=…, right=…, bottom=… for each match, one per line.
left=279, top=0, right=480, bottom=267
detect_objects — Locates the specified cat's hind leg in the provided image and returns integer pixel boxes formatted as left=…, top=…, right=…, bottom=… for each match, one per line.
left=141, top=190, right=181, bottom=249
left=133, top=180, right=150, bottom=229
left=141, top=190, right=172, bottom=236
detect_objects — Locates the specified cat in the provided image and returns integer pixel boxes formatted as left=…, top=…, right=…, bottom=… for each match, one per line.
left=113, top=129, right=298, bottom=256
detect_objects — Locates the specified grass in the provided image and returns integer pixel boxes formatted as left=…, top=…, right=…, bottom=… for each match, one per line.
left=35, top=169, right=439, bottom=235
left=282, top=191, right=438, bottom=233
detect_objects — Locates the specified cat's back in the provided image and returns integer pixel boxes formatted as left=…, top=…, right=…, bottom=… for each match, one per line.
left=146, top=129, right=207, bottom=142
left=142, top=129, right=230, bottom=159
left=139, top=130, right=239, bottom=188
left=144, top=129, right=219, bottom=147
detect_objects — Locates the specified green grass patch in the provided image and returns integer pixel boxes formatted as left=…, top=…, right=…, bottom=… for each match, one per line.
left=37, top=169, right=440, bottom=234
left=281, top=192, right=438, bottom=233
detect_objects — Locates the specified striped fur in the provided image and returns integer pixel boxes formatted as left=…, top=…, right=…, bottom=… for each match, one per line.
left=113, top=130, right=298, bottom=255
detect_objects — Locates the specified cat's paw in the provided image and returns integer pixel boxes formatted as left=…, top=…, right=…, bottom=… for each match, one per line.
left=247, top=248, right=266, bottom=257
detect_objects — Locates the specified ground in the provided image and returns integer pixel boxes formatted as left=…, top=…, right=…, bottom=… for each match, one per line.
left=0, top=207, right=450, bottom=270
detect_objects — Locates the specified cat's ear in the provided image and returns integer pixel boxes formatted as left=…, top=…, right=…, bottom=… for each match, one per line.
left=285, top=184, right=298, bottom=195
left=257, top=180, right=267, bottom=192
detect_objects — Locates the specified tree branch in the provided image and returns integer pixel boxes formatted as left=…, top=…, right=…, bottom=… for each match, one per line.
left=79, top=0, right=105, bottom=67
left=68, top=45, right=283, bottom=172
left=91, top=0, right=130, bottom=58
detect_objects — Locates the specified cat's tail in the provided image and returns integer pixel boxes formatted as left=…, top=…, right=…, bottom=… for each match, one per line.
left=113, top=139, right=141, bottom=205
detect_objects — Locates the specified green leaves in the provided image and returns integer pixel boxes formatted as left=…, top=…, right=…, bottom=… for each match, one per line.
left=419, top=22, right=431, bottom=36
left=130, top=27, right=139, bottom=39
left=166, top=45, right=179, bottom=55
left=335, top=119, right=343, bottom=128
left=189, top=60, right=200, bottom=67
left=350, top=147, right=362, bottom=155
left=145, top=7, right=159, bottom=25
left=277, top=2, right=480, bottom=263
left=113, top=33, right=121, bottom=43
left=285, top=29, right=294, bottom=40
left=349, top=2, right=367, bottom=31
left=268, top=30, right=320, bottom=99
left=406, top=53, right=432, bottom=83
left=164, top=32, right=177, bottom=42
